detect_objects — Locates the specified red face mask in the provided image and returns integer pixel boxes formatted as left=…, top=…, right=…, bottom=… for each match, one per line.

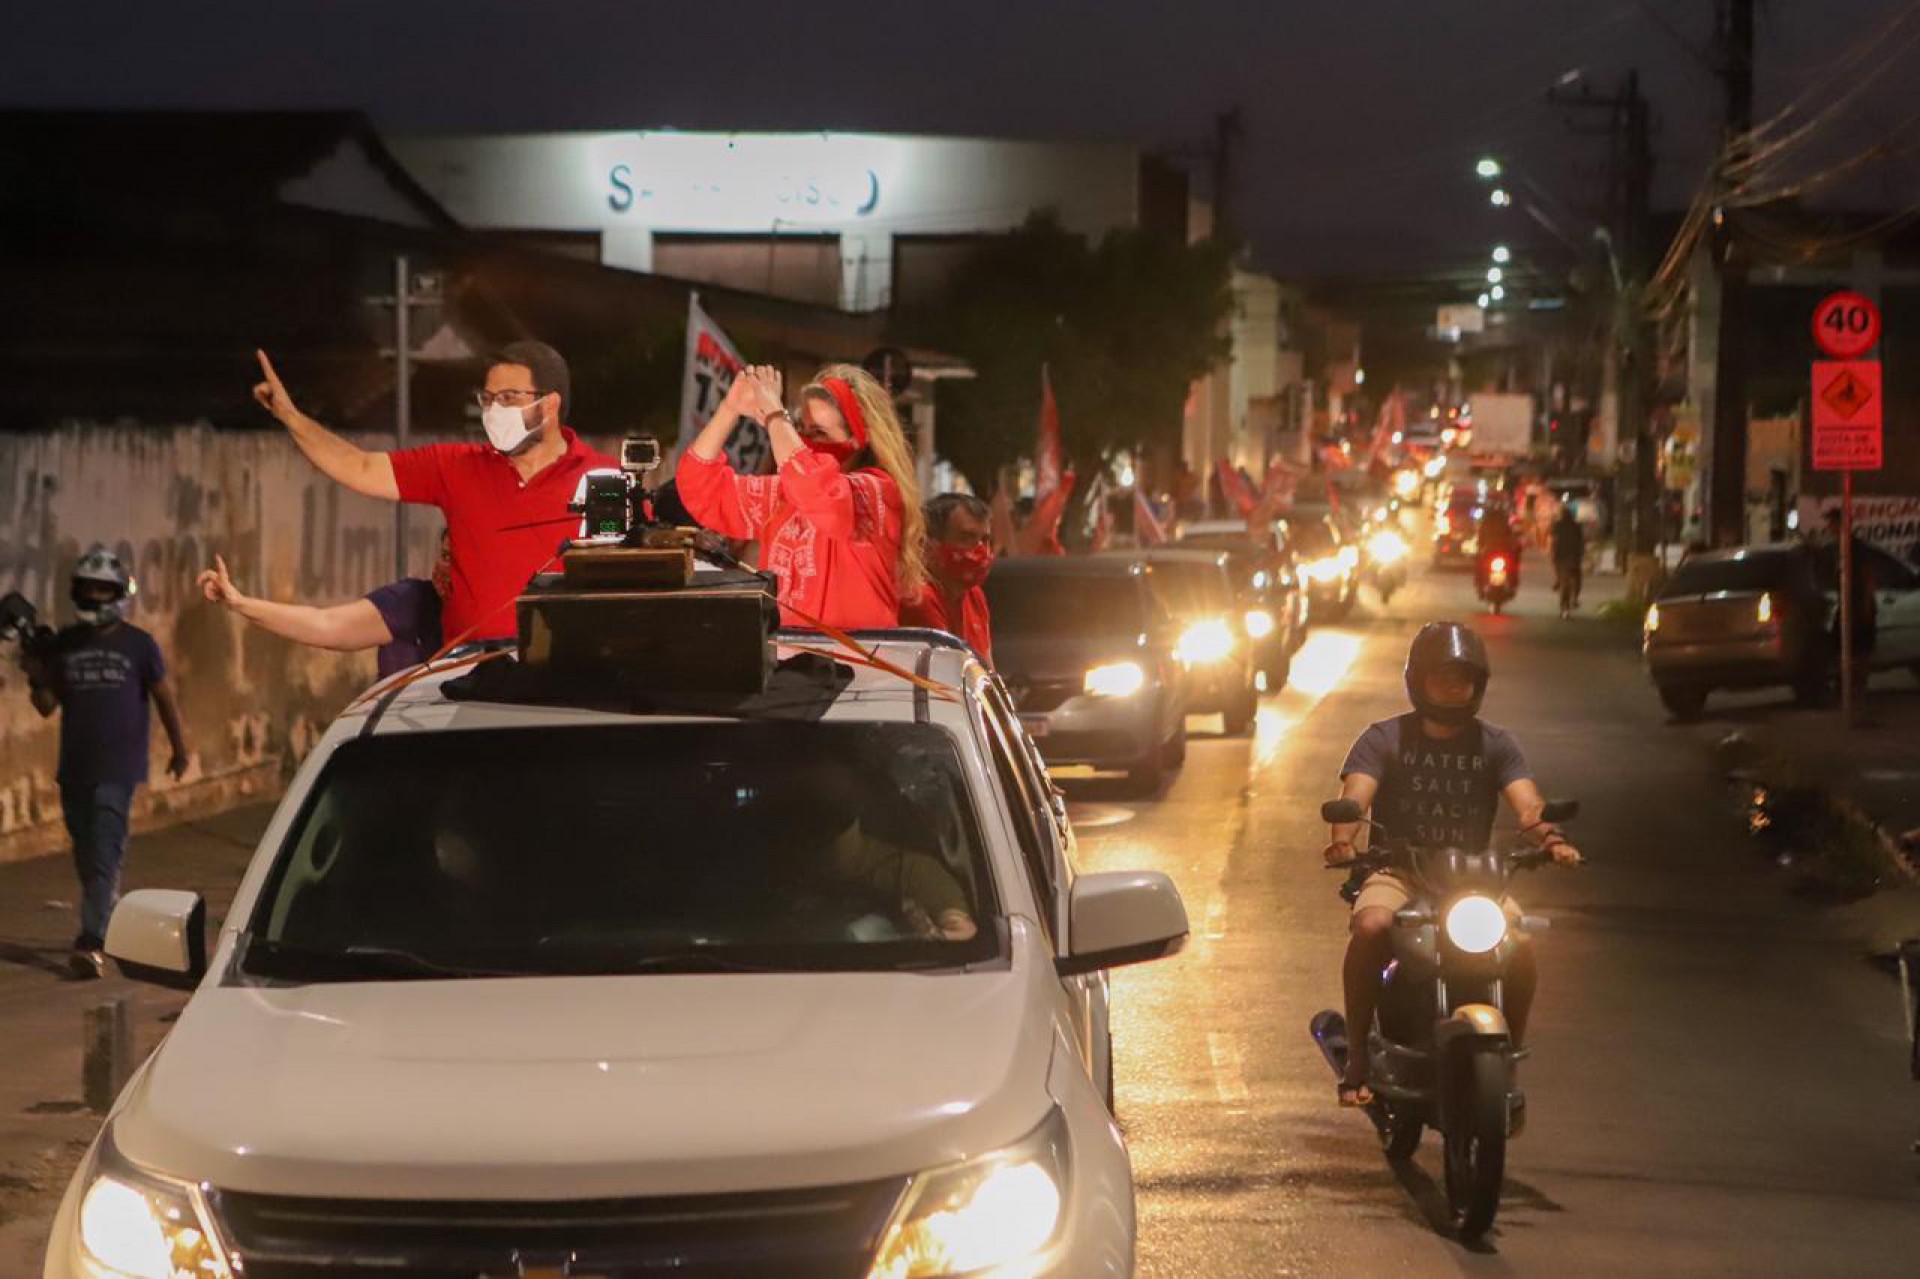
left=935, top=541, right=994, bottom=589
left=805, top=436, right=862, bottom=464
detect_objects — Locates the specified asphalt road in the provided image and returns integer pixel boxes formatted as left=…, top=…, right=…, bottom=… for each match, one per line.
left=1068, top=566, right=1920, bottom=1277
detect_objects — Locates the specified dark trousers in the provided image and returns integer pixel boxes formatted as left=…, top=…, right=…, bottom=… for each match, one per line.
left=59, top=781, right=134, bottom=947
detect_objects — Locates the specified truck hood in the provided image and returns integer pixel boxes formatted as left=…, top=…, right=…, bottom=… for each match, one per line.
left=113, top=945, right=1055, bottom=1200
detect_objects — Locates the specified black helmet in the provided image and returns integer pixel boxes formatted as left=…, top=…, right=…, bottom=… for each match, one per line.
left=1405, top=621, right=1489, bottom=726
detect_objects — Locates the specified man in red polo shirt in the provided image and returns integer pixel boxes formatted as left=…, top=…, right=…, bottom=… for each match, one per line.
left=252, top=340, right=613, bottom=644
left=901, top=493, right=995, bottom=666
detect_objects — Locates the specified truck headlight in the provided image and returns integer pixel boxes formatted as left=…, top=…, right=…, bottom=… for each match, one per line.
left=1175, top=618, right=1236, bottom=665
left=1444, top=895, right=1508, bottom=954
left=74, top=1130, right=232, bottom=1279
left=1243, top=609, right=1276, bottom=639
left=1084, top=660, right=1146, bottom=697
left=868, top=1109, right=1070, bottom=1278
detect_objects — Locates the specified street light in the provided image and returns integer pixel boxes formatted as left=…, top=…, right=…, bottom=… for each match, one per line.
left=1486, top=266, right=1503, bottom=284
left=1476, top=157, right=1503, bottom=179
left=1492, top=245, right=1511, bottom=264
left=1490, top=284, right=1507, bottom=302
left=1477, top=292, right=1491, bottom=308
left=1490, top=188, right=1512, bottom=207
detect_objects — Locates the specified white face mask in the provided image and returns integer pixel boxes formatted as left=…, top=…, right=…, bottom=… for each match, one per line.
left=482, top=400, right=541, bottom=454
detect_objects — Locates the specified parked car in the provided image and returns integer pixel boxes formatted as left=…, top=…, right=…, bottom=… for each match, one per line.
left=986, top=555, right=1190, bottom=793
left=1642, top=541, right=1920, bottom=718
left=1284, top=507, right=1360, bottom=622
left=46, top=632, right=1189, bottom=1279
left=1127, top=548, right=1259, bottom=734
left=1173, top=519, right=1307, bottom=689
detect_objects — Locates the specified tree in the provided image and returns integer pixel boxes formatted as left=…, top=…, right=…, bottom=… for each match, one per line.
left=909, top=213, right=1233, bottom=495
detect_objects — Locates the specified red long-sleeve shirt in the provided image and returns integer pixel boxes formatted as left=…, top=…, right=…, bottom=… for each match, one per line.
left=676, top=449, right=904, bottom=630
left=900, top=583, right=993, bottom=667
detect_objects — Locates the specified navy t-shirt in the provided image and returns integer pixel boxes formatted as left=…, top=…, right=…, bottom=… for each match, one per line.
left=365, top=578, right=444, bottom=676
left=52, top=623, right=165, bottom=787
left=1340, top=713, right=1532, bottom=850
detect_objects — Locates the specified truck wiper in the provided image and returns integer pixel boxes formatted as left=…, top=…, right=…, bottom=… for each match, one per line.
left=244, top=939, right=520, bottom=981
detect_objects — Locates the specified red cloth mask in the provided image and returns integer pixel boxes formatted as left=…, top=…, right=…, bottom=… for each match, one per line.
left=935, top=542, right=994, bottom=589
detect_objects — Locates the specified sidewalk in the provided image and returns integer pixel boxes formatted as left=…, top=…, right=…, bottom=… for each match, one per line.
left=1685, top=676, right=1920, bottom=952
left=0, top=803, right=270, bottom=1271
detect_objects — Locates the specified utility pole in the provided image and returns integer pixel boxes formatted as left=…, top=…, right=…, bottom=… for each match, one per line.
left=1549, top=72, right=1658, bottom=593
left=1707, top=0, right=1756, bottom=546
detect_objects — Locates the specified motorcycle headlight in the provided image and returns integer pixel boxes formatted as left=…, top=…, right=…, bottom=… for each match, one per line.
left=1175, top=618, right=1236, bottom=665
left=1366, top=531, right=1408, bottom=564
left=1083, top=660, right=1146, bottom=697
left=1338, top=546, right=1361, bottom=571
left=1444, top=895, right=1508, bottom=954
left=1243, top=608, right=1276, bottom=639
left=868, top=1109, right=1070, bottom=1278
left=73, top=1130, right=233, bottom=1279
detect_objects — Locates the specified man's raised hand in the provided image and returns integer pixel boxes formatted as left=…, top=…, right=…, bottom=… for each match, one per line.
left=197, top=554, right=246, bottom=608
left=252, top=350, right=299, bottom=426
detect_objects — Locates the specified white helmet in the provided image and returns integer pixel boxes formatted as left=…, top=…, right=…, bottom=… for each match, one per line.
left=71, top=545, right=136, bottom=626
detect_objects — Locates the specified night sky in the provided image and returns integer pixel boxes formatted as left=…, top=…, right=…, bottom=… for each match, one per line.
left=13, top=1, right=1920, bottom=276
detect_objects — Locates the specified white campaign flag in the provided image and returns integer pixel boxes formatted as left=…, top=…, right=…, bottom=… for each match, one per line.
left=675, top=292, right=770, bottom=473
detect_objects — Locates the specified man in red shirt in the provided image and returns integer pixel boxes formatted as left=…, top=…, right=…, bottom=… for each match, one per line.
left=252, top=340, right=614, bottom=644
left=901, top=493, right=995, bottom=665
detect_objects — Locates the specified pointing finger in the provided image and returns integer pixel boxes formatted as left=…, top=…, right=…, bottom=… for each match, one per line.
left=255, top=349, right=283, bottom=389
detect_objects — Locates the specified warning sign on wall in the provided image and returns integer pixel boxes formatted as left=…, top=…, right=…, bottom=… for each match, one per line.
left=1810, top=360, right=1882, bottom=471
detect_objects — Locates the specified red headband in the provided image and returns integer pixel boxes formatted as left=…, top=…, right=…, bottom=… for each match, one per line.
left=818, top=378, right=871, bottom=451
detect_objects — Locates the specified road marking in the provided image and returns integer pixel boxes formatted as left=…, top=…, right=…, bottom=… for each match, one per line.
left=1207, top=1031, right=1250, bottom=1105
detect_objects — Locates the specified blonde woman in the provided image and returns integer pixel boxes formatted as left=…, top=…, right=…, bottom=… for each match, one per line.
left=677, top=363, right=925, bottom=630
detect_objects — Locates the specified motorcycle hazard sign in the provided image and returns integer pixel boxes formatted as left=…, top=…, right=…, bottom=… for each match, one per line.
left=1811, top=360, right=1882, bottom=471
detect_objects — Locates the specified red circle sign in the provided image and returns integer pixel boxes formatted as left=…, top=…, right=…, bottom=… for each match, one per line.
left=1813, top=291, right=1881, bottom=358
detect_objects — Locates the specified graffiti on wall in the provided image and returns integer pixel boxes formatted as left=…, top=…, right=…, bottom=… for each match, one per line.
left=0, top=424, right=448, bottom=862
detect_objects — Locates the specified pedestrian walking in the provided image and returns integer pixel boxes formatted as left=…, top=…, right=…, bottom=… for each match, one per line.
left=20, top=547, right=190, bottom=978
left=252, top=340, right=615, bottom=644
left=1550, top=505, right=1586, bottom=617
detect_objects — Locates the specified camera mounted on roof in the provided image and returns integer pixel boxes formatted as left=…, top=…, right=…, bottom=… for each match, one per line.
left=570, top=435, right=664, bottom=546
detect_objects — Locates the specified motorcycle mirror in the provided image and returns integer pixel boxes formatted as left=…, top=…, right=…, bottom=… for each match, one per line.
left=1541, top=799, right=1580, bottom=824
left=1321, top=798, right=1365, bottom=824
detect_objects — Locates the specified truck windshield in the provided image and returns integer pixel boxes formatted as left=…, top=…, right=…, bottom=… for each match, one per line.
left=243, top=722, right=1000, bottom=981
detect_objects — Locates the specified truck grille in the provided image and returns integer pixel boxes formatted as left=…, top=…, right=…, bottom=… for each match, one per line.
left=211, top=1178, right=907, bottom=1279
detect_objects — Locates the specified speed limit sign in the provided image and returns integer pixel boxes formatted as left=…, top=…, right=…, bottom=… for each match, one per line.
left=1812, top=291, right=1881, bottom=359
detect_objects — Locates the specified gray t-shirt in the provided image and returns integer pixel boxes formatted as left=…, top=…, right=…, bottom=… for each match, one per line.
left=1340, top=714, right=1532, bottom=849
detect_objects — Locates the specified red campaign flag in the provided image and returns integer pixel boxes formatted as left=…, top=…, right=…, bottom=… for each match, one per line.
left=1251, top=460, right=1304, bottom=523
left=1319, top=443, right=1352, bottom=471
left=1019, top=470, right=1076, bottom=556
left=1134, top=487, right=1168, bottom=546
left=1216, top=459, right=1258, bottom=517
left=1035, top=367, right=1065, bottom=500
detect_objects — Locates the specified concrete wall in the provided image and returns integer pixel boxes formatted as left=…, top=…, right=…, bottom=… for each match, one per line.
left=0, top=424, right=445, bottom=864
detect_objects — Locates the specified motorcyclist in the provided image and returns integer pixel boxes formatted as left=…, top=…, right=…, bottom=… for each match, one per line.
left=1323, top=622, right=1582, bottom=1106
left=1474, top=503, right=1522, bottom=595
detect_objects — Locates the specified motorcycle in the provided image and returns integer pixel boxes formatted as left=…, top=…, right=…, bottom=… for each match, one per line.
left=1476, top=549, right=1518, bottom=615
left=1364, top=526, right=1411, bottom=606
left=1310, top=796, right=1578, bottom=1239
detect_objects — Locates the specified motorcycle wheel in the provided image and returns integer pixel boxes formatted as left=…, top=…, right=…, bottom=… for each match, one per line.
left=1487, top=596, right=1505, bottom=616
left=1444, top=1049, right=1509, bottom=1239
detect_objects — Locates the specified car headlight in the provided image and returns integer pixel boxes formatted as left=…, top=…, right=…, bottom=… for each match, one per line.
left=1083, top=660, right=1146, bottom=697
left=1393, top=470, right=1421, bottom=499
left=1305, top=557, right=1346, bottom=584
left=1243, top=608, right=1276, bottom=639
left=868, top=1108, right=1070, bottom=1278
left=1251, top=569, right=1270, bottom=591
left=74, top=1130, right=233, bottom=1279
left=1337, top=546, right=1360, bottom=571
left=1366, top=531, right=1408, bottom=564
left=1175, top=618, right=1236, bottom=665
left=1444, top=895, right=1508, bottom=954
